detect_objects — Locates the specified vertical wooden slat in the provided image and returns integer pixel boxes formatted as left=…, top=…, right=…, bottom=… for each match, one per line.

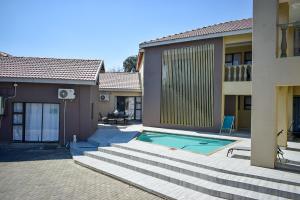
left=195, top=46, right=200, bottom=126
left=161, top=51, right=166, bottom=123
left=160, top=44, right=214, bottom=127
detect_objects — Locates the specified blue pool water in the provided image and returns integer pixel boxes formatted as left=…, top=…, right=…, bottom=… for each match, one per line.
left=137, top=132, right=235, bottom=155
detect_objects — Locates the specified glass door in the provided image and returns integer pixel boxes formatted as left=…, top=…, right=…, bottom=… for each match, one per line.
left=42, top=104, right=59, bottom=141
left=25, top=103, right=43, bottom=141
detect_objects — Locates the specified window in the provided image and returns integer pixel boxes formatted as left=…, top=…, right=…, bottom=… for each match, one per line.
left=244, top=96, right=252, bottom=110
left=12, top=103, right=24, bottom=141
left=225, top=53, right=242, bottom=66
left=244, top=52, right=252, bottom=64
left=295, top=28, right=300, bottom=56
left=134, top=97, right=142, bottom=120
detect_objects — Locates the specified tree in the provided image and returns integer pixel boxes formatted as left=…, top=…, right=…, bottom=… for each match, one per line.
left=123, top=55, right=137, bottom=72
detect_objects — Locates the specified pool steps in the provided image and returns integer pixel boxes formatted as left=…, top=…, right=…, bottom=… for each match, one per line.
left=73, top=141, right=300, bottom=200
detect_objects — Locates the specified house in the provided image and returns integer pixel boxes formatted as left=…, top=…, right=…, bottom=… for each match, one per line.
left=0, top=56, right=104, bottom=145
left=138, top=18, right=253, bottom=132
left=98, top=72, right=142, bottom=121
left=251, top=0, right=300, bottom=168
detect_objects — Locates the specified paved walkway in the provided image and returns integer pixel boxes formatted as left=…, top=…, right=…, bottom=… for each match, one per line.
left=0, top=146, right=162, bottom=200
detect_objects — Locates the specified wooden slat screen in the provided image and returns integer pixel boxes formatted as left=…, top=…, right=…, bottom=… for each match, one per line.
left=161, top=44, right=214, bottom=127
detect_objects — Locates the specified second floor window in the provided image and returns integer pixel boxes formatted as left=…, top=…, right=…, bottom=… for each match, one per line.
left=225, top=53, right=241, bottom=66
left=295, top=27, right=300, bottom=56
left=244, top=52, right=252, bottom=64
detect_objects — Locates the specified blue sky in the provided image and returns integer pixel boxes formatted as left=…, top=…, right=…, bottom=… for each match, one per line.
left=0, top=0, right=252, bottom=71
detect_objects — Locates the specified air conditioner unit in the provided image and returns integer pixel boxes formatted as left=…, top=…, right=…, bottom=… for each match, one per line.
left=58, top=89, right=76, bottom=100
left=100, top=93, right=109, bottom=101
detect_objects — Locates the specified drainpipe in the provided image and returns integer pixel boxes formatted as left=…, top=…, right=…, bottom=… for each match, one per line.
left=63, top=100, right=67, bottom=146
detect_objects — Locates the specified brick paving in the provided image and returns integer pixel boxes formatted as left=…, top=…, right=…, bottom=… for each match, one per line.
left=0, top=146, right=162, bottom=200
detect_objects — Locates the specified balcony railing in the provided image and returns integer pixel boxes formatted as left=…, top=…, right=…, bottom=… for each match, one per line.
left=278, top=21, right=300, bottom=57
left=224, top=64, right=252, bottom=82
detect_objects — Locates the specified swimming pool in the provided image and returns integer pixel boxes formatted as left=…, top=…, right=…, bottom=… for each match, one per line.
left=137, top=131, right=235, bottom=155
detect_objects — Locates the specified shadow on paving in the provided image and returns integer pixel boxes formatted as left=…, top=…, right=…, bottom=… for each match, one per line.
left=0, top=145, right=71, bottom=162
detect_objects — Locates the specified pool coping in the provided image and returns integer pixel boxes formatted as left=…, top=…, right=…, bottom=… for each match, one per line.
left=135, top=130, right=242, bottom=156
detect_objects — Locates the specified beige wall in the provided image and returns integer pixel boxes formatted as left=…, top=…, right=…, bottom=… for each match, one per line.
left=98, top=90, right=142, bottom=117
left=223, top=82, right=252, bottom=95
left=252, top=0, right=300, bottom=168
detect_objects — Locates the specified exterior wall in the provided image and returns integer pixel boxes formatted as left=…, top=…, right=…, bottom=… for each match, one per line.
left=223, top=82, right=252, bottom=95
left=252, top=0, right=300, bottom=168
left=98, top=90, right=142, bottom=117
left=143, top=38, right=223, bottom=131
left=0, top=82, right=99, bottom=144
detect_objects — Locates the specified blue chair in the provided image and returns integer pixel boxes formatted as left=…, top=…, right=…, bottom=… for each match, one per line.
left=220, top=116, right=235, bottom=134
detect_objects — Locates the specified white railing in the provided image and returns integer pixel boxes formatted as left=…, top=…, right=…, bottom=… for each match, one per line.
left=224, top=64, right=252, bottom=82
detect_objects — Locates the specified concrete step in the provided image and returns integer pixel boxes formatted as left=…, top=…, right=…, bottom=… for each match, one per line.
left=73, top=155, right=223, bottom=200
left=84, top=150, right=289, bottom=200
left=112, top=142, right=300, bottom=187
left=96, top=146, right=300, bottom=199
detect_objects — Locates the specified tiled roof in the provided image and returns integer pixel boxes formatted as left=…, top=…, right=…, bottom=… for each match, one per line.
left=140, top=18, right=252, bottom=47
left=99, top=72, right=141, bottom=91
left=0, top=56, right=103, bottom=85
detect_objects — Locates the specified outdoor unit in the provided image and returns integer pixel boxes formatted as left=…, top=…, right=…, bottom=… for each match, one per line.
left=58, top=89, right=76, bottom=100
left=100, top=93, right=109, bottom=101
left=0, top=96, right=4, bottom=115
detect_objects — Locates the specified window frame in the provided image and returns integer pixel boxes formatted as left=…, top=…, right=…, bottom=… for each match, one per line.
left=225, top=53, right=242, bottom=66
left=12, top=102, right=25, bottom=142
left=11, top=102, right=60, bottom=143
left=244, top=51, right=252, bottom=64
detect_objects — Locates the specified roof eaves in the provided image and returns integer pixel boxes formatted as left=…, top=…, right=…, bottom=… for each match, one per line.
left=139, top=28, right=252, bottom=49
left=99, top=88, right=142, bottom=92
left=0, top=77, right=96, bottom=85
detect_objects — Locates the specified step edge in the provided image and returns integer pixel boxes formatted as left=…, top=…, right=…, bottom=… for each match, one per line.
left=84, top=151, right=284, bottom=200
left=112, top=143, right=300, bottom=187
left=74, top=156, right=217, bottom=200
left=95, top=147, right=300, bottom=198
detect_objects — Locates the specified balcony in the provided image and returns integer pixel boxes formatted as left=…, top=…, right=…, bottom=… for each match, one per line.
left=224, top=64, right=252, bottom=82
left=278, top=21, right=300, bottom=58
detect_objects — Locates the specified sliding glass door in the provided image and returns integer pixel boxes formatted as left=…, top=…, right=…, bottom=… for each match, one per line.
left=13, top=103, right=59, bottom=142
left=25, top=103, right=43, bottom=141
left=42, top=104, right=59, bottom=141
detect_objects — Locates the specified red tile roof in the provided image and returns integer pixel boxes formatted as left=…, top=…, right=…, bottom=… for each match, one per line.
left=99, top=72, right=141, bottom=91
left=140, top=18, right=252, bottom=47
left=0, top=56, right=103, bottom=85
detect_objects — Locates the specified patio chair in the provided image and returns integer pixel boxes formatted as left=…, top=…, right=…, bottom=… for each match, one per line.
left=220, top=115, right=235, bottom=134
left=227, top=130, right=285, bottom=161
left=98, top=112, right=108, bottom=123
